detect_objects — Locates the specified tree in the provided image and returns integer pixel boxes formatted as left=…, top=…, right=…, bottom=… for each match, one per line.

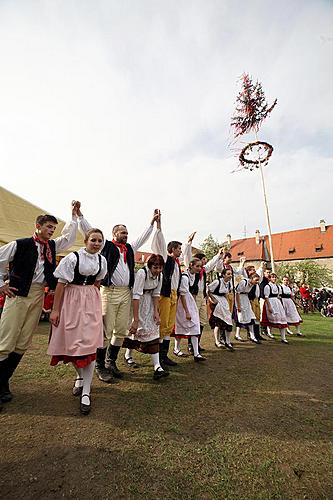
left=276, top=260, right=333, bottom=288
left=200, top=234, right=228, bottom=262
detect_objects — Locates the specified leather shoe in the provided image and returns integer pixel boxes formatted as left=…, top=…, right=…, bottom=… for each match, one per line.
left=95, top=367, right=114, bottom=383
left=153, top=368, right=170, bottom=380
left=80, top=394, right=91, bottom=415
left=105, top=360, right=123, bottom=378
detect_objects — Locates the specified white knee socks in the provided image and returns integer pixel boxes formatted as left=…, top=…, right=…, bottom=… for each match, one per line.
left=74, top=366, right=83, bottom=388
left=81, top=361, right=95, bottom=405
left=151, top=352, right=162, bottom=371
left=225, top=330, right=231, bottom=345
left=174, top=338, right=182, bottom=353
left=248, top=325, right=256, bottom=341
left=235, top=327, right=242, bottom=340
left=191, top=336, right=199, bottom=356
left=280, top=328, right=287, bottom=341
left=213, top=327, right=220, bottom=344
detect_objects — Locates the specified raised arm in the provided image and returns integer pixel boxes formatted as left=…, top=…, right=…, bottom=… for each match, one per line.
left=151, top=214, right=167, bottom=261
left=54, top=202, right=81, bottom=254
left=205, top=248, right=224, bottom=274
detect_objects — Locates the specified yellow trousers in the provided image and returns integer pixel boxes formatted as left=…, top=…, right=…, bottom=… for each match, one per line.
left=0, top=284, right=44, bottom=356
left=159, top=289, right=178, bottom=338
left=101, top=286, right=132, bottom=347
left=227, top=293, right=234, bottom=313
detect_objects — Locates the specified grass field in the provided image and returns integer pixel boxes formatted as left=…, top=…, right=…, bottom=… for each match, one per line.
left=0, top=314, right=332, bottom=499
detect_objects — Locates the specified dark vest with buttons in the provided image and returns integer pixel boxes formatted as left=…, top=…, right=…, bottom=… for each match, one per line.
left=280, top=285, right=292, bottom=299
left=259, top=276, right=269, bottom=299
left=9, top=237, right=57, bottom=297
left=72, top=252, right=102, bottom=285
left=248, top=283, right=259, bottom=301
left=101, top=240, right=135, bottom=288
left=213, top=277, right=230, bottom=296
left=161, top=255, right=181, bottom=298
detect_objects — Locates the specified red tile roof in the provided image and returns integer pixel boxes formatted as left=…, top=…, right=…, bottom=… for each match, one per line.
left=229, top=224, right=333, bottom=263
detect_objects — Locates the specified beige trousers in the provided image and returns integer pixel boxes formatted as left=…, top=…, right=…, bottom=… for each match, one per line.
left=194, top=291, right=208, bottom=326
left=101, top=286, right=132, bottom=347
left=0, top=284, right=44, bottom=356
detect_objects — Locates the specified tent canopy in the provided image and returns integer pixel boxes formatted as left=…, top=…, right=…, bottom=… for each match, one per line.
left=0, top=186, right=84, bottom=254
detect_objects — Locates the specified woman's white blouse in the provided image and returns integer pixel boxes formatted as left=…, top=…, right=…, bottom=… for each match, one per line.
left=179, top=271, right=196, bottom=296
left=264, top=283, right=280, bottom=299
left=132, top=268, right=162, bottom=300
left=54, top=248, right=107, bottom=284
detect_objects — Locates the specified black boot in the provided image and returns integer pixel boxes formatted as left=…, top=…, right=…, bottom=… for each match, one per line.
left=254, top=324, right=263, bottom=342
left=95, top=347, right=113, bottom=383
left=198, top=326, right=205, bottom=352
left=160, top=339, right=177, bottom=367
left=105, top=345, right=123, bottom=378
left=0, top=352, right=24, bottom=403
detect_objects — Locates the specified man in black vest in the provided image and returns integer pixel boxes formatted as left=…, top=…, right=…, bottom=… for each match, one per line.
left=0, top=203, right=82, bottom=409
left=78, top=209, right=159, bottom=381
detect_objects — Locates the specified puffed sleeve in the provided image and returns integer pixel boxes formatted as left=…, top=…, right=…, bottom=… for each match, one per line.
left=264, top=284, right=270, bottom=299
left=54, top=253, right=77, bottom=283
left=178, top=274, right=189, bottom=296
left=132, top=269, right=146, bottom=300
left=152, top=273, right=163, bottom=297
left=208, top=279, right=219, bottom=293
left=236, top=279, right=246, bottom=293
left=96, top=255, right=108, bottom=281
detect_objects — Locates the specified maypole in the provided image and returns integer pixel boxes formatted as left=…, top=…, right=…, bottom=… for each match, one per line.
left=231, top=74, right=277, bottom=271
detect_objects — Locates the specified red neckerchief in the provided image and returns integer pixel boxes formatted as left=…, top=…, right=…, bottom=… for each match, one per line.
left=112, top=239, right=127, bottom=263
left=174, top=257, right=181, bottom=267
left=33, top=233, right=53, bottom=264
left=199, top=267, right=206, bottom=280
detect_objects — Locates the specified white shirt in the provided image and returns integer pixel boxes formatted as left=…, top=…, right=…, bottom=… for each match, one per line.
left=55, top=247, right=107, bottom=284
left=264, top=283, right=280, bottom=299
left=0, top=218, right=79, bottom=287
left=151, top=228, right=181, bottom=291
left=132, top=267, right=162, bottom=300
left=79, top=218, right=154, bottom=287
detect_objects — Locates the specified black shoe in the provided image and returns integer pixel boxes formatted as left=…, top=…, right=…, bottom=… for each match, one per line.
left=194, top=355, right=207, bottom=362
left=153, top=368, right=170, bottom=380
left=199, top=346, right=206, bottom=352
left=96, top=366, right=114, bottom=383
left=105, top=359, right=123, bottom=378
left=225, top=343, right=234, bottom=352
left=80, top=394, right=91, bottom=415
left=124, top=356, right=139, bottom=369
left=281, top=339, right=289, bottom=344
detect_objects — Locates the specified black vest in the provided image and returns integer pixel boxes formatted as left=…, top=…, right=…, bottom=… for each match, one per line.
left=72, top=252, right=102, bottom=285
left=181, top=272, right=200, bottom=296
left=248, top=284, right=259, bottom=301
left=101, top=240, right=135, bottom=288
left=280, top=285, right=292, bottom=299
left=213, top=277, right=230, bottom=296
left=267, top=283, right=279, bottom=298
left=259, top=277, right=269, bottom=299
left=161, top=255, right=181, bottom=297
left=9, top=238, right=57, bottom=297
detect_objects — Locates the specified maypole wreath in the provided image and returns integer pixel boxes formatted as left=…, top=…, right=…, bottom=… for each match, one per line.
left=231, top=73, right=277, bottom=271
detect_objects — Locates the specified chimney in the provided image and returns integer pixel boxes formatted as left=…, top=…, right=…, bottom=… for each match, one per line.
left=226, top=234, right=231, bottom=246
left=320, top=219, right=326, bottom=233
left=255, top=229, right=260, bottom=244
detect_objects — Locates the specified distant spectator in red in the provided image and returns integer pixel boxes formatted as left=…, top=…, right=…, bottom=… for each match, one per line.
left=299, top=284, right=311, bottom=300
left=40, top=287, right=54, bottom=322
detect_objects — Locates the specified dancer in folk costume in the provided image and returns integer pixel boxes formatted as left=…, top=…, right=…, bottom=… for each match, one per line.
left=259, top=268, right=274, bottom=338
left=122, top=254, right=169, bottom=380
left=235, top=263, right=265, bottom=342
left=48, top=229, right=107, bottom=415
left=174, top=258, right=206, bottom=362
left=183, top=233, right=224, bottom=353
left=215, top=252, right=246, bottom=313
left=78, top=206, right=159, bottom=381
left=0, top=202, right=82, bottom=410
left=151, top=213, right=182, bottom=369
left=261, top=273, right=289, bottom=344
left=235, top=272, right=261, bottom=344
left=207, top=268, right=234, bottom=351
left=280, top=276, right=303, bottom=337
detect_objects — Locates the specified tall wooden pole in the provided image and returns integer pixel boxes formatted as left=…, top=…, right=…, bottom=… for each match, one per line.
left=256, top=135, right=275, bottom=271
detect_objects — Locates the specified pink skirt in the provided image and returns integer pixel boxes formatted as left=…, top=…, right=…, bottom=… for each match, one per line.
left=47, top=284, right=103, bottom=358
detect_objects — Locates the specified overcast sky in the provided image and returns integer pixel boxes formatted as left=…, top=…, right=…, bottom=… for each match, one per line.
left=0, top=0, right=332, bottom=249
